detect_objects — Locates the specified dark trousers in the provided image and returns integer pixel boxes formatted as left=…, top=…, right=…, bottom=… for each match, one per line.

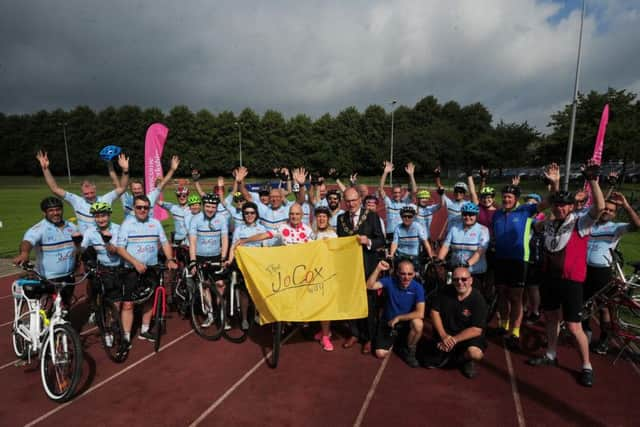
left=349, top=289, right=378, bottom=342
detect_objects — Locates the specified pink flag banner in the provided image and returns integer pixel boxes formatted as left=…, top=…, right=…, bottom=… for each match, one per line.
left=144, top=123, right=170, bottom=221
left=583, top=104, right=609, bottom=206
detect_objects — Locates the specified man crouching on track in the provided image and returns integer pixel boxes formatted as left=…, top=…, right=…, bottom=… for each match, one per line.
left=423, top=266, right=488, bottom=379
left=366, top=259, right=424, bottom=367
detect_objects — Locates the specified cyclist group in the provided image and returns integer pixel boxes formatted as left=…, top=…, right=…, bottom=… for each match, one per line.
left=13, top=150, right=640, bottom=389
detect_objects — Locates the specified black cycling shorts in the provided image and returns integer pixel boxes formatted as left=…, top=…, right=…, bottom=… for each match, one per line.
left=96, top=267, right=122, bottom=301
left=540, top=278, right=584, bottom=323
left=583, top=266, right=611, bottom=301
left=494, top=258, right=527, bottom=288
left=122, top=268, right=159, bottom=302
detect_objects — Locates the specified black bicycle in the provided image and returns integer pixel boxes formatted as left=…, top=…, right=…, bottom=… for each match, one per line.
left=190, top=261, right=226, bottom=341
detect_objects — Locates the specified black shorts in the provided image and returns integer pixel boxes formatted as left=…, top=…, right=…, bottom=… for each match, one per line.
left=540, top=278, right=584, bottom=323
left=375, top=320, right=411, bottom=351
left=526, top=264, right=543, bottom=287
left=122, top=268, right=159, bottom=302
left=494, top=258, right=527, bottom=288
left=96, top=267, right=122, bottom=301
left=421, top=336, right=487, bottom=365
left=197, top=255, right=225, bottom=281
left=584, top=266, right=611, bottom=301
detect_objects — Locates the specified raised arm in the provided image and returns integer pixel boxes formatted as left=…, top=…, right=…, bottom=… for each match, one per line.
left=612, top=192, right=640, bottom=231
left=405, top=162, right=417, bottom=197
left=539, top=162, right=561, bottom=211
left=111, top=153, right=130, bottom=196
left=434, top=166, right=443, bottom=190
left=36, top=150, right=66, bottom=198
left=467, top=172, right=479, bottom=205
left=192, top=168, right=205, bottom=197
left=292, top=167, right=307, bottom=204
left=330, top=168, right=348, bottom=192
left=379, top=161, right=393, bottom=198
left=582, top=161, right=605, bottom=218
left=155, top=155, right=180, bottom=192
left=366, top=260, right=389, bottom=290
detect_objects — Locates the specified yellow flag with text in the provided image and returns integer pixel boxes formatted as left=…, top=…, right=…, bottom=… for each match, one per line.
left=235, top=236, right=367, bottom=324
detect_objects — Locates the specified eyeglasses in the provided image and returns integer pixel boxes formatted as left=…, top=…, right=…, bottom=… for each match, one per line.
left=401, top=215, right=414, bottom=219
left=575, top=199, right=586, bottom=204
left=134, top=205, right=150, bottom=211
left=453, top=277, right=471, bottom=282
left=243, top=211, right=257, bottom=215
left=344, top=198, right=359, bottom=203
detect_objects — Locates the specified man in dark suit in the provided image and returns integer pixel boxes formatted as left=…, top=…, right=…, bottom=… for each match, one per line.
left=337, top=187, right=385, bottom=354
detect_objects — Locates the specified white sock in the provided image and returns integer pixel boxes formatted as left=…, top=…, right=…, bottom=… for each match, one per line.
left=582, top=362, right=592, bottom=371
left=545, top=349, right=557, bottom=360
left=124, top=332, right=131, bottom=341
left=141, top=324, right=149, bottom=334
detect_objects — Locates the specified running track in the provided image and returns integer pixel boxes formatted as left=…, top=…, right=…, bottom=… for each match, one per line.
left=2, top=192, right=639, bottom=426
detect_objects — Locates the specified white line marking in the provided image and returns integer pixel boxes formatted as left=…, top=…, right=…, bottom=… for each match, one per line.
left=0, top=294, right=13, bottom=300
left=0, top=359, right=18, bottom=371
left=189, top=327, right=299, bottom=427
left=504, top=345, right=526, bottom=427
left=24, top=329, right=194, bottom=427
left=353, top=352, right=391, bottom=427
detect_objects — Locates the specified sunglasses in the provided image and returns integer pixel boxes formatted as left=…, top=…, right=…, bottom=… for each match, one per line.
left=243, top=211, right=257, bottom=215
left=453, top=277, right=471, bottom=282
left=461, top=212, right=476, bottom=217
left=401, top=215, right=414, bottom=219
left=575, top=199, right=586, bottom=204
left=134, top=205, right=150, bottom=211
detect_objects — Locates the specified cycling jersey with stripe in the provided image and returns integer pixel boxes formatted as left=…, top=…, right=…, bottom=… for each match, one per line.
left=392, top=222, right=428, bottom=257
left=188, top=213, right=228, bottom=257
left=157, top=201, right=189, bottom=241
left=255, top=200, right=291, bottom=247
left=441, top=194, right=465, bottom=225
left=23, top=219, right=78, bottom=279
left=587, top=221, right=630, bottom=267
left=121, top=189, right=160, bottom=219
left=116, top=216, right=168, bottom=267
left=417, top=204, right=440, bottom=239
left=443, top=222, right=490, bottom=274
left=232, top=223, right=269, bottom=247
left=383, top=195, right=413, bottom=233
left=63, top=190, right=119, bottom=232
left=543, top=212, right=595, bottom=282
left=81, top=223, right=121, bottom=267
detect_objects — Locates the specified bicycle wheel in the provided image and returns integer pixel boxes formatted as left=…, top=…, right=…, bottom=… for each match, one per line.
left=191, top=284, right=224, bottom=340
left=98, top=301, right=127, bottom=363
left=12, top=300, right=31, bottom=360
left=223, top=288, right=249, bottom=343
left=153, top=293, right=164, bottom=353
left=40, top=323, right=83, bottom=402
left=268, top=322, right=282, bottom=368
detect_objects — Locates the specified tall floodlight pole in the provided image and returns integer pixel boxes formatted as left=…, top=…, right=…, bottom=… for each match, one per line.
left=235, top=121, right=243, bottom=167
left=58, top=122, right=71, bottom=183
left=389, top=99, right=397, bottom=186
left=563, top=0, right=586, bottom=191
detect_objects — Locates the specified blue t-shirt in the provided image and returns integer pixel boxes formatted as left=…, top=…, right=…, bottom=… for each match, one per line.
left=23, top=219, right=79, bottom=279
left=189, top=213, right=228, bottom=257
left=493, top=203, right=538, bottom=261
left=444, top=222, right=490, bottom=274
left=232, top=223, right=269, bottom=247
left=64, top=189, right=120, bottom=232
left=81, top=223, right=122, bottom=267
left=383, top=195, right=413, bottom=234
left=417, top=204, right=440, bottom=238
left=379, top=276, right=425, bottom=321
left=116, top=217, right=168, bottom=266
left=158, top=201, right=189, bottom=241
left=392, top=221, right=428, bottom=257
left=587, top=221, right=630, bottom=267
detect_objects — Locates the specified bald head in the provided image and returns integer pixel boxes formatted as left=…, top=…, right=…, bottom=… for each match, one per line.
left=289, top=203, right=303, bottom=225
left=344, top=188, right=362, bottom=213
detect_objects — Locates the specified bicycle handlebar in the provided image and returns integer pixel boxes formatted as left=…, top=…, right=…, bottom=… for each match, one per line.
left=17, top=262, right=90, bottom=287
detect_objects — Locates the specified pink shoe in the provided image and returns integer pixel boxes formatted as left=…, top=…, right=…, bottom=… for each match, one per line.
left=314, top=331, right=332, bottom=341
left=321, top=335, right=334, bottom=352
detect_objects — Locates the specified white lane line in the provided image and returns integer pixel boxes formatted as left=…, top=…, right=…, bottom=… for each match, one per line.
left=353, top=352, right=391, bottom=427
left=24, top=329, right=194, bottom=427
left=189, top=327, right=299, bottom=427
left=503, top=345, right=526, bottom=427
left=0, top=294, right=13, bottom=300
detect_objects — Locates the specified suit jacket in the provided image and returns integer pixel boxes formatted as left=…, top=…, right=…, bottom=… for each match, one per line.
left=337, top=207, right=385, bottom=276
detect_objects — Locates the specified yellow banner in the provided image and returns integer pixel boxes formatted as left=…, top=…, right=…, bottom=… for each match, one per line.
left=235, top=236, right=367, bottom=324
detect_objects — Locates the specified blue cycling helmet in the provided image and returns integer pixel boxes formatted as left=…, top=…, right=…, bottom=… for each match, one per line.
left=524, top=193, right=542, bottom=203
left=460, top=201, right=480, bottom=215
left=99, top=145, right=122, bottom=161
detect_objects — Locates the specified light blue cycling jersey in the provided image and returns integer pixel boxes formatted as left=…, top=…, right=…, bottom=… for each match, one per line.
left=416, top=204, right=440, bottom=238
left=81, top=223, right=121, bottom=267
left=223, top=193, right=244, bottom=231
left=383, top=195, right=413, bottom=233
left=121, top=189, right=161, bottom=219
left=441, top=194, right=465, bottom=226
left=189, top=213, right=228, bottom=257
left=587, top=221, right=631, bottom=267
left=157, top=201, right=189, bottom=241
left=443, top=221, right=490, bottom=274
left=23, top=219, right=79, bottom=279
left=302, top=202, right=312, bottom=226
left=256, top=200, right=291, bottom=247
left=232, top=222, right=268, bottom=247
left=63, top=190, right=120, bottom=232
left=392, top=221, right=428, bottom=257
left=116, top=217, right=168, bottom=266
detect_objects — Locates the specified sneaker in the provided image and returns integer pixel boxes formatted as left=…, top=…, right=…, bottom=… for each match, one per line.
left=527, top=354, right=558, bottom=367
left=579, top=369, right=594, bottom=387
left=504, top=335, right=520, bottom=352
left=224, top=321, right=232, bottom=331
left=461, top=360, right=477, bottom=379
left=314, top=331, right=332, bottom=341
left=201, top=313, right=215, bottom=328
left=591, top=340, right=609, bottom=355
left=104, top=333, right=114, bottom=348
left=241, top=319, right=250, bottom=331
left=405, top=347, right=420, bottom=368
left=320, top=336, right=334, bottom=352
left=138, top=330, right=156, bottom=342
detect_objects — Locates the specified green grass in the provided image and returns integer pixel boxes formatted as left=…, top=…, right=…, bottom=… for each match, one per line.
left=1, top=175, right=639, bottom=271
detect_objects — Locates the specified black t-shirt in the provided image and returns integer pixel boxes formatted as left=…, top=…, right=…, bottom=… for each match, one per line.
left=431, top=287, right=487, bottom=335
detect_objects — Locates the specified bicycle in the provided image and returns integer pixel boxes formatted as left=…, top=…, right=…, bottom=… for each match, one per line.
left=190, top=261, right=225, bottom=341
left=11, top=264, right=86, bottom=402
left=129, top=265, right=169, bottom=352
left=222, top=267, right=254, bottom=343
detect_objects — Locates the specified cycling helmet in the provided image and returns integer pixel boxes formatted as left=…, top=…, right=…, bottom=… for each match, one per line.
left=460, top=201, right=480, bottom=215
left=232, top=191, right=245, bottom=203
left=201, top=193, right=220, bottom=205
left=502, top=185, right=521, bottom=197
left=314, top=206, right=332, bottom=217
left=326, top=189, right=341, bottom=200
left=175, top=186, right=189, bottom=196
left=400, top=206, right=416, bottom=216
left=99, top=145, right=122, bottom=161
left=187, top=194, right=202, bottom=206
left=551, top=191, right=574, bottom=205
left=258, top=184, right=271, bottom=197
left=416, top=190, right=431, bottom=200
left=40, top=196, right=63, bottom=211
left=90, top=201, right=112, bottom=215
left=453, top=182, right=468, bottom=193
left=524, top=193, right=542, bottom=203
left=480, top=186, right=496, bottom=197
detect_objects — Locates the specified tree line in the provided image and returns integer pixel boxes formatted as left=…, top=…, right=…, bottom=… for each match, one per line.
left=1, top=88, right=638, bottom=179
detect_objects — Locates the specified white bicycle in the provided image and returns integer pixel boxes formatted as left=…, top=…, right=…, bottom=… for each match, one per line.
left=11, top=264, right=86, bottom=402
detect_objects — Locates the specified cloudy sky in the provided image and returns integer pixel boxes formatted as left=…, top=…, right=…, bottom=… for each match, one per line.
left=1, top=0, right=639, bottom=131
